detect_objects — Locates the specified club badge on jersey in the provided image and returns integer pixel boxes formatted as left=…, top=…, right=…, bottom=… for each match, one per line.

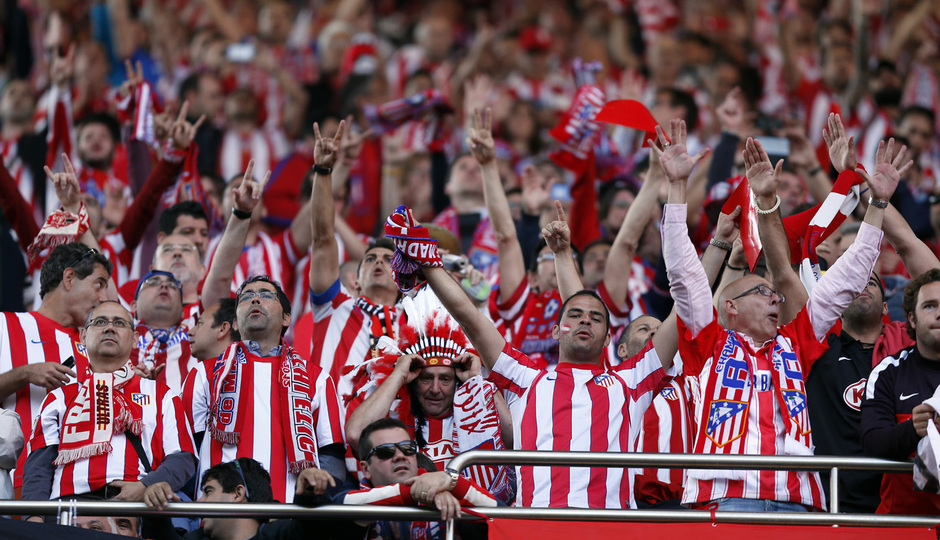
left=705, top=400, right=748, bottom=447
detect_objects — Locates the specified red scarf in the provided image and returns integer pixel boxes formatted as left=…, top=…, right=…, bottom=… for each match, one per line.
left=56, top=362, right=142, bottom=466
left=209, top=342, right=318, bottom=473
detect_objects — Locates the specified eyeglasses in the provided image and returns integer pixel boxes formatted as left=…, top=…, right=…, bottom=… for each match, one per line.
left=238, top=290, right=278, bottom=302
left=159, top=244, right=198, bottom=254
left=141, top=275, right=182, bottom=290
left=66, top=248, right=99, bottom=270
left=232, top=460, right=251, bottom=500
left=731, top=284, right=786, bottom=304
left=364, top=440, right=418, bottom=461
left=88, top=317, right=134, bottom=329
left=536, top=252, right=578, bottom=264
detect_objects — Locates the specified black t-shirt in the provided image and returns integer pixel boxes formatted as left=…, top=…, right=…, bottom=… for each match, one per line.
left=806, top=330, right=882, bottom=513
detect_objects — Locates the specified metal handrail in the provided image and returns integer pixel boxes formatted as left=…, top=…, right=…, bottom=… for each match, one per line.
left=4, top=501, right=940, bottom=528
left=447, top=450, right=912, bottom=514
left=447, top=450, right=912, bottom=473
left=6, top=452, right=934, bottom=531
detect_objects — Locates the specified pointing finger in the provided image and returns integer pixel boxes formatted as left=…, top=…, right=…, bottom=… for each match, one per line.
left=555, top=200, right=567, bottom=222
left=177, top=101, right=190, bottom=125
left=192, top=114, right=207, bottom=132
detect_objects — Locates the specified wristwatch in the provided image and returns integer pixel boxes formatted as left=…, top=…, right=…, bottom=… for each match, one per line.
left=312, top=164, right=333, bottom=175
left=868, top=196, right=889, bottom=209
left=444, top=468, right=460, bottom=491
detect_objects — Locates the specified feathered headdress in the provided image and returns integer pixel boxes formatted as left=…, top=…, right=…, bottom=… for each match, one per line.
left=344, top=290, right=473, bottom=422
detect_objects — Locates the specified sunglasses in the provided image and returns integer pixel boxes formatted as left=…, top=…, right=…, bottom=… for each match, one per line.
left=232, top=460, right=251, bottom=500
left=364, top=440, right=418, bottom=461
left=67, top=248, right=99, bottom=270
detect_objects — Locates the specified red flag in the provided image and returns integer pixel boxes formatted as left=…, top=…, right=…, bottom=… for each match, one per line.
left=721, top=177, right=761, bottom=272
left=595, top=99, right=668, bottom=147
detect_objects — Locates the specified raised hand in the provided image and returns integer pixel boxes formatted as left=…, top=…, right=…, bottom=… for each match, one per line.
left=654, top=119, right=709, bottom=184
left=855, top=138, right=912, bottom=202
left=463, top=75, right=493, bottom=121
left=520, top=165, right=551, bottom=215
left=743, top=137, right=783, bottom=199
left=392, top=354, right=424, bottom=385
left=50, top=44, right=75, bottom=89
left=782, top=126, right=820, bottom=172
left=541, top=200, right=571, bottom=253
left=313, top=120, right=345, bottom=169
left=132, top=362, right=166, bottom=381
left=454, top=353, right=482, bottom=383
left=821, top=112, right=856, bottom=173
left=466, top=107, right=495, bottom=165
left=169, top=101, right=206, bottom=149
left=715, top=205, right=742, bottom=245
left=232, top=160, right=271, bottom=215
left=45, top=153, right=82, bottom=213
left=117, top=59, right=144, bottom=101
left=715, top=87, right=745, bottom=136
left=339, top=115, right=374, bottom=163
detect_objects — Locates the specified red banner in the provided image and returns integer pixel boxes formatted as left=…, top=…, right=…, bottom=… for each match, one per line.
left=488, top=518, right=935, bottom=540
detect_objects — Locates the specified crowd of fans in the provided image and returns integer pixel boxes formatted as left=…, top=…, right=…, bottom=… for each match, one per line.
left=2, top=0, right=940, bottom=537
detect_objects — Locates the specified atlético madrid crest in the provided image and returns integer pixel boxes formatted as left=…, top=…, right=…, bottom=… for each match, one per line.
left=593, top=374, right=614, bottom=388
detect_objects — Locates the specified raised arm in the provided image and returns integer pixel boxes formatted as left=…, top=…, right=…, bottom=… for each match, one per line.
left=602, top=139, right=666, bottom=309
left=424, top=266, right=506, bottom=371
left=542, top=201, right=582, bottom=300
left=883, top=203, right=940, bottom=277
left=807, top=139, right=910, bottom=340
left=346, top=355, right=422, bottom=453
left=745, top=137, right=808, bottom=324
left=201, top=162, right=270, bottom=309
left=309, top=121, right=346, bottom=295
left=658, top=120, right=714, bottom=338
left=468, top=107, right=526, bottom=303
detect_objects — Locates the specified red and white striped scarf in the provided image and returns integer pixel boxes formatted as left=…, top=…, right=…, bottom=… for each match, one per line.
left=56, top=362, right=142, bottom=466
left=782, top=170, right=864, bottom=293
left=696, top=332, right=812, bottom=468
left=208, top=341, right=318, bottom=473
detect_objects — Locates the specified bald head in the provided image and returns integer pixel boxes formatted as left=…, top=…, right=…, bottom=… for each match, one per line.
left=717, top=275, right=783, bottom=343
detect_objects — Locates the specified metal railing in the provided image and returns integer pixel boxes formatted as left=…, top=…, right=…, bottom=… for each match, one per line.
left=4, top=451, right=938, bottom=533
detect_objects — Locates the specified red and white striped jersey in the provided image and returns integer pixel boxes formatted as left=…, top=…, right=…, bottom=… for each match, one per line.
left=632, top=373, right=695, bottom=505
left=198, top=355, right=345, bottom=503
left=27, top=376, right=195, bottom=498
left=384, top=45, right=453, bottom=99
left=205, top=229, right=300, bottom=297
left=497, top=281, right=631, bottom=369
left=309, top=282, right=402, bottom=406
left=677, top=311, right=829, bottom=510
left=218, top=128, right=290, bottom=183
left=180, top=359, right=212, bottom=436
left=0, top=311, right=81, bottom=486
left=489, top=341, right=665, bottom=508
left=130, top=324, right=197, bottom=395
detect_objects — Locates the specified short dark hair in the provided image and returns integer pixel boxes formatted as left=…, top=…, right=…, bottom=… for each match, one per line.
left=898, top=105, right=936, bottom=128
left=902, top=269, right=940, bottom=340
left=179, top=72, right=206, bottom=103
left=236, top=275, right=292, bottom=335
left=359, top=417, right=410, bottom=461
left=357, top=237, right=397, bottom=275
left=658, top=88, right=699, bottom=132
left=556, top=289, right=610, bottom=334
left=597, top=180, right=638, bottom=222
left=39, top=243, right=113, bottom=299
left=211, top=297, right=240, bottom=341
left=158, top=201, right=208, bottom=236
left=202, top=458, right=275, bottom=505
left=76, top=113, right=121, bottom=144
